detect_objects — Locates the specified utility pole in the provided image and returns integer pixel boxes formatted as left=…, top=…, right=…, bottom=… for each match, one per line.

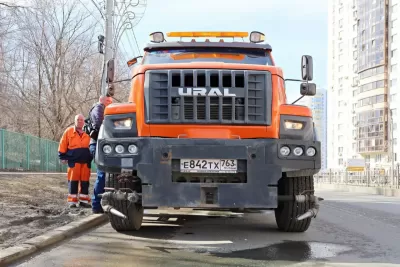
left=102, top=0, right=114, bottom=96
left=390, top=108, right=395, bottom=187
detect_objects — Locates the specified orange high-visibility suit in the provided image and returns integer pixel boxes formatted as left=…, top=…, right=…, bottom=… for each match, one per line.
left=58, top=126, right=93, bottom=205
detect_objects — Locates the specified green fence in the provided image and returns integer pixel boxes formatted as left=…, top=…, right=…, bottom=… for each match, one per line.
left=0, top=129, right=97, bottom=172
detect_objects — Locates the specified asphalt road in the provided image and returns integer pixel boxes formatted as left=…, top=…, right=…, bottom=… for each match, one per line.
left=13, top=189, right=400, bottom=267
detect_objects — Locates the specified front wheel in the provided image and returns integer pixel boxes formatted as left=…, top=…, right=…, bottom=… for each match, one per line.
left=106, top=173, right=144, bottom=231
left=274, top=175, right=314, bottom=232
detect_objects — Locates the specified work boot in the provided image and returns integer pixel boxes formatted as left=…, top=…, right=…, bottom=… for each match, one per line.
left=69, top=203, right=77, bottom=209
left=79, top=202, right=92, bottom=208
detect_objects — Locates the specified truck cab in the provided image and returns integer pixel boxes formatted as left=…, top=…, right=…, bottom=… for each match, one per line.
left=96, top=31, right=322, bottom=233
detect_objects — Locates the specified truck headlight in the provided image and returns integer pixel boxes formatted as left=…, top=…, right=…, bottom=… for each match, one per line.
left=115, top=145, right=125, bottom=154
left=128, top=144, right=138, bottom=154
left=293, top=147, right=304, bottom=156
left=113, top=118, right=132, bottom=129
left=306, top=147, right=316, bottom=156
left=103, top=145, right=112, bottom=154
left=284, top=120, right=304, bottom=130
left=280, top=146, right=290, bottom=156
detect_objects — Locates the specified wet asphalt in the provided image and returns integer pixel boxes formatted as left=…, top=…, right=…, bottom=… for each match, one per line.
left=13, top=189, right=400, bottom=267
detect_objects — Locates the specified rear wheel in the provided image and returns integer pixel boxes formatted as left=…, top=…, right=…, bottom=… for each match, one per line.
left=274, top=175, right=314, bottom=232
left=106, top=173, right=144, bottom=231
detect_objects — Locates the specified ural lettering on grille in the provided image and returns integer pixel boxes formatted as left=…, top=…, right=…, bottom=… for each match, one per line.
left=145, top=70, right=271, bottom=125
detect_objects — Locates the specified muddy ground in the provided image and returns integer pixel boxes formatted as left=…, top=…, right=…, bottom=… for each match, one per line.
left=0, top=173, right=97, bottom=250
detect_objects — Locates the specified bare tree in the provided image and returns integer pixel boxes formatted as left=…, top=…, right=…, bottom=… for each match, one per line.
left=1, top=0, right=103, bottom=140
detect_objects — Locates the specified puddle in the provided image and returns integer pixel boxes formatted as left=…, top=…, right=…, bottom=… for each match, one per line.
left=211, top=241, right=352, bottom=261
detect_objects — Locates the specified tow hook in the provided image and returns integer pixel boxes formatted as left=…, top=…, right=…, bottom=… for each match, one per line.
left=99, top=190, right=141, bottom=220
left=278, top=192, right=324, bottom=221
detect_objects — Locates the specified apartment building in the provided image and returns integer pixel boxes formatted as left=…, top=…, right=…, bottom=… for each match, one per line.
left=328, top=0, right=399, bottom=170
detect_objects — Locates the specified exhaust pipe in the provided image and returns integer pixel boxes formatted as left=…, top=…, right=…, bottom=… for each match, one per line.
left=99, top=190, right=141, bottom=220
left=109, top=208, right=127, bottom=219
left=295, top=195, right=323, bottom=221
left=278, top=194, right=324, bottom=221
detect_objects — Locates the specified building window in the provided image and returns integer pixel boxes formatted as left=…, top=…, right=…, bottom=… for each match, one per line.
left=338, top=147, right=343, bottom=153
left=393, top=4, right=398, bottom=14
left=392, top=34, right=397, bottom=43
left=392, top=49, right=397, bottom=58
left=339, top=65, right=343, bottom=72
left=339, top=158, right=343, bottom=165
left=391, top=79, right=397, bottom=88
left=338, top=124, right=343, bottom=130
left=391, top=94, right=397, bottom=102
left=338, top=135, right=344, bottom=142
left=339, top=89, right=343, bottom=95
left=339, top=7, right=343, bottom=14
left=359, top=80, right=385, bottom=93
left=376, top=154, right=382, bottom=162
left=358, top=94, right=387, bottom=107
left=391, top=64, right=397, bottom=73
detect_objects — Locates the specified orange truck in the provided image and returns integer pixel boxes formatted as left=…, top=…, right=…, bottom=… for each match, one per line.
left=96, top=31, right=323, bottom=232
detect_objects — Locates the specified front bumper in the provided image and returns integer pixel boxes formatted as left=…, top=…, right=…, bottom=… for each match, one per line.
left=95, top=138, right=321, bottom=208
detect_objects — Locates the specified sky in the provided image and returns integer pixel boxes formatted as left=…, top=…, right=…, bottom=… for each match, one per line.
left=120, top=0, right=329, bottom=102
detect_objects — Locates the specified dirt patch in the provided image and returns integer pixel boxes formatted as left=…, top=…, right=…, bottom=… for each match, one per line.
left=0, top=173, right=97, bottom=250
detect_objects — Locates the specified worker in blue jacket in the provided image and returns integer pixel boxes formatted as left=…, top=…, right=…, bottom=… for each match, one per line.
left=89, top=95, right=113, bottom=214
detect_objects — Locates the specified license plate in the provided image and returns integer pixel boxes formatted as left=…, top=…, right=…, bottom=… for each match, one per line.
left=180, top=159, right=237, bottom=173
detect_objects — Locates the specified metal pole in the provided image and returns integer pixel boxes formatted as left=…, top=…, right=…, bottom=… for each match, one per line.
left=102, top=0, right=114, bottom=96
left=1, top=129, right=5, bottom=169
left=390, top=109, right=395, bottom=187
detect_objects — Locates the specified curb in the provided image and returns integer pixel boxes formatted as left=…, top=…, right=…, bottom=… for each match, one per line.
left=0, top=214, right=108, bottom=267
left=315, top=183, right=400, bottom=197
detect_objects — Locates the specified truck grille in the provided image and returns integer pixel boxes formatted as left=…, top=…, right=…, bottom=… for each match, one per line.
left=144, top=69, right=272, bottom=125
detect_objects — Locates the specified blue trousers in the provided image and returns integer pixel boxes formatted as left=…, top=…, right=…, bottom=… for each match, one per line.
left=89, top=143, right=105, bottom=211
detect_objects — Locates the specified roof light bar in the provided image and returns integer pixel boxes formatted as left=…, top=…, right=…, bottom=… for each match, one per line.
left=166, top=31, right=249, bottom=38
left=170, top=53, right=245, bottom=61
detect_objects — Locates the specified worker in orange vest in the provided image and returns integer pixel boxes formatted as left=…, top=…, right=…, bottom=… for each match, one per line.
left=58, top=114, right=93, bottom=208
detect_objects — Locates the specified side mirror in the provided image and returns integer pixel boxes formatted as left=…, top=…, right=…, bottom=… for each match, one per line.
left=300, top=82, right=316, bottom=96
left=301, top=55, right=313, bottom=81
left=127, top=56, right=143, bottom=67
left=106, top=58, right=115, bottom=83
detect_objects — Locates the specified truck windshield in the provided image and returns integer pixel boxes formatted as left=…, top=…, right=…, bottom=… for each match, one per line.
left=142, top=47, right=274, bottom=65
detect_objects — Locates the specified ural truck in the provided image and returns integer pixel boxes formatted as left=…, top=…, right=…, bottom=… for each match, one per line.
left=96, top=31, right=322, bottom=233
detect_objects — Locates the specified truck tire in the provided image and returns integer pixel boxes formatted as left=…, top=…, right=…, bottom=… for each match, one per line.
left=106, top=173, right=144, bottom=231
left=274, top=175, right=314, bottom=232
